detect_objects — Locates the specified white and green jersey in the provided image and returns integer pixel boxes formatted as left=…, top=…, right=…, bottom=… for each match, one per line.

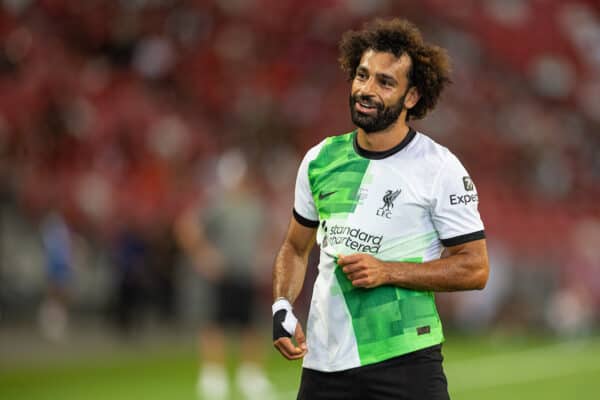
left=293, top=128, right=485, bottom=372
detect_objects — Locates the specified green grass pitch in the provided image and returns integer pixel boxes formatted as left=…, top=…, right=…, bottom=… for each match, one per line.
left=2, top=335, right=600, bottom=399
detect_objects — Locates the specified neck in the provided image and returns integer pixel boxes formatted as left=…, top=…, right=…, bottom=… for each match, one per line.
left=356, top=119, right=410, bottom=152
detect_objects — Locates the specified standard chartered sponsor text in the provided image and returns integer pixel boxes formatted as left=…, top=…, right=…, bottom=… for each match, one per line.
left=328, top=224, right=383, bottom=254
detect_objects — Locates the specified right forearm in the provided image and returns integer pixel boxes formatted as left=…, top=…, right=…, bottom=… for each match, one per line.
left=272, top=240, right=309, bottom=303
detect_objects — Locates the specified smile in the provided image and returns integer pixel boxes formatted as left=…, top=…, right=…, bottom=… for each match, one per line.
left=355, top=101, right=378, bottom=114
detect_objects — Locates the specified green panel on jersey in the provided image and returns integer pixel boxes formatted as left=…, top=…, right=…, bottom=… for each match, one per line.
left=334, top=257, right=444, bottom=365
left=385, top=232, right=440, bottom=259
left=308, top=132, right=370, bottom=219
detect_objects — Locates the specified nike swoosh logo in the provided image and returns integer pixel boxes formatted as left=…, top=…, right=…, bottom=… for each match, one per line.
left=319, top=191, right=337, bottom=200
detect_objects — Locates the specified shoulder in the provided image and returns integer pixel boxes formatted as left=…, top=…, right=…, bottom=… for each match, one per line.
left=301, top=131, right=355, bottom=164
left=303, top=139, right=326, bottom=162
left=406, top=131, right=469, bottom=197
left=410, top=131, right=457, bottom=168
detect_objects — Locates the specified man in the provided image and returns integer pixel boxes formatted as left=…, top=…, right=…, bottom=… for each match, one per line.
left=272, top=18, right=489, bottom=399
left=176, top=150, right=274, bottom=400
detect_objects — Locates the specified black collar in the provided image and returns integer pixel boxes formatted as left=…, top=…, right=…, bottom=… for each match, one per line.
left=353, top=127, right=416, bottom=160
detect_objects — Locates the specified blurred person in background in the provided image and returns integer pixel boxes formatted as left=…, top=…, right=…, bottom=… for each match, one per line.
left=176, top=149, right=274, bottom=400
left=272, top=18, right=489, bottom=400
left=38, top=209, right=73, bottom=342
left=111, top=215, right=179, bottom=335
left=112, top=221, right=151, bottom=335
left=145, top=222, right=180, bottom=326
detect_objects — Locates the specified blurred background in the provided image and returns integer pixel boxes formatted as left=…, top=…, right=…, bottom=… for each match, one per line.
left=0, top=0, right=599, bottom=399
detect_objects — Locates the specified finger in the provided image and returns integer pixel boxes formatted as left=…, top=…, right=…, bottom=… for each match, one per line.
left=348, top=271, right=369, bottom=282
left=275, top=343, right=305, bottom=360
left=294, top=324, right=308, bottom=352
left=352, top=277, right=380, bottom=289
left=352, top=277, right=376, bottom=288
left=338, top=254, right=362, bottom=265
left=274, top=342, right=302, bottom=360
left=341, top=263, right=364, bottom=274
left=274, top=343, right=297, bottom=360
left=338, top=258, right=363, bottom=269
left=274, top=337, right=299, bottom=355
left=274, top=337, right=305, bottom=359
left=337, top=253, right=363, bottom=266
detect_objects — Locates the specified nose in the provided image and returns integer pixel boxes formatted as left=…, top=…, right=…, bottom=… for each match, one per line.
left=360, top=76, right=376, bottom=96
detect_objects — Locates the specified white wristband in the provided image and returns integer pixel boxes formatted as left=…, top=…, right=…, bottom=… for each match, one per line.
left=272, top=298, right=293, bottom=315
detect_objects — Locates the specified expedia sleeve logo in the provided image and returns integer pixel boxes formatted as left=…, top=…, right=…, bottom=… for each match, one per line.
left=449, top=176, right=478, bottom=205
left=449, top=193, right=478, bottom=205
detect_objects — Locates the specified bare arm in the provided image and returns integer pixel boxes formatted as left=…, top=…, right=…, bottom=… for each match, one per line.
left=272, top=218, right=317, bottom=302
left=272, top=217, right=317, bottom=360
left=338, top=239, right=489, bottom=291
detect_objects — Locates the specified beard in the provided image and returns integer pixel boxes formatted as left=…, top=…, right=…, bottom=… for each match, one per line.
left=349, top=92, right=406, bottom=134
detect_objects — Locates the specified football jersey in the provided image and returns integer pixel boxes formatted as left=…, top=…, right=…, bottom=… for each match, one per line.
left=293, top=128, right=485, bottom=372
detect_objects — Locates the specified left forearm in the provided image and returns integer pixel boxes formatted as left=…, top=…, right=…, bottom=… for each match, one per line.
left=338, top=239, right=489, bottom=291
left=383, top=252, right=488, bottom=291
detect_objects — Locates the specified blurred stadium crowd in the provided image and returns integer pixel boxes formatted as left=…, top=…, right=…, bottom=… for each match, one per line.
left=0, top=0, right=599, bottom=341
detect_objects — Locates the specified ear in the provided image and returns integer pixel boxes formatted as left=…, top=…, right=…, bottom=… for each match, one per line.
left=403, top=87, right=421, bottom=110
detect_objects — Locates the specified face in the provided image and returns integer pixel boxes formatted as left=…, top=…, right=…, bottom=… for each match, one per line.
left=349, top=49, right=417, bottom=133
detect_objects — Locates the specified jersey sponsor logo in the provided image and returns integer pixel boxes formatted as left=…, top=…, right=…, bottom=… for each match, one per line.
left=450, top=177, right=477, bottom=205
left=376, top=189, right=401, bottom=219
left=463, top=176, right=474, bottom=191
left=449, top=193, right=478, bottom=205
left=321, top=220, right=383, bottom=254
left=318, top=190, right=337, bottom=200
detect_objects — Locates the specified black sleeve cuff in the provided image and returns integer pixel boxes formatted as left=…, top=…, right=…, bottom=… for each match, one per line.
left=293, top=208, right=319, bottom=228
left=441, top=230, right=485, bottom=247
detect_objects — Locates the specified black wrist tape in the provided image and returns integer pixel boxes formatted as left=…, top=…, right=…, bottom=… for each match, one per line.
left=273, top=309, right=292, bottom=341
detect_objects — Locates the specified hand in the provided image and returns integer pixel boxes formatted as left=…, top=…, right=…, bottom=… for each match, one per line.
left=337, top=253, right=389, bottom=288
left=273, top=323, right=308, bottom=360
left=272, top=298, right=307, bottom=360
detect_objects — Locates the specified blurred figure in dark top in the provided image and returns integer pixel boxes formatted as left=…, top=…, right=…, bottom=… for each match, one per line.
left=112, top=219, right=180, bottom=335
left=112, top=224, right=149, bottom=335
left=146, top=223, right=180, bottom=324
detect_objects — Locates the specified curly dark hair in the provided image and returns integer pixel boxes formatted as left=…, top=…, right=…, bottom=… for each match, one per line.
left=339, top=18, right=452, bottom=120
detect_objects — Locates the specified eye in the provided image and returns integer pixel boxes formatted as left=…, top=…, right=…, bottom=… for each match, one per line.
left=356, top=71, right=368, bottom=80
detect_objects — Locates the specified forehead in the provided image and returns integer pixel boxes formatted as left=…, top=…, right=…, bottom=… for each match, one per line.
left=358, top=49, right=411, bottom=80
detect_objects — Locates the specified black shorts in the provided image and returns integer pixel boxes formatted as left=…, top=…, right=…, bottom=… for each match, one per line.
left=214, top=277, right=255, bottom=328
left=297, top=344, right=449, bottom=400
